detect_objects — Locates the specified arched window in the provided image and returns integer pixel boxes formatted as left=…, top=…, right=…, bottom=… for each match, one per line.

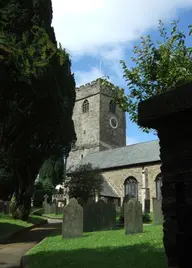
left=155, top=173, right=163, bottom=200
left=109, top=100, right=116, bottom=114
left=124, top=176, right=138, bottom=199
left=82, top=99, right=89, bottom=113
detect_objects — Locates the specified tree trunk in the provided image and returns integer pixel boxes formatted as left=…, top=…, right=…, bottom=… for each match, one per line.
left=10, top=168, right=35, bottom=221
left=11, top=188, right=32, bottom=221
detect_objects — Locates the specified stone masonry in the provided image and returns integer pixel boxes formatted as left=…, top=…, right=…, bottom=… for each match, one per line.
left=102, top=163, right=161, bottom=209
left=67, top=79, right=126, bottom=169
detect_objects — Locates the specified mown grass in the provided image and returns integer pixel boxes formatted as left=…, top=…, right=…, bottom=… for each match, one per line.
left=27, top=225, right=166, bottom=268
left=43, top=213, right=63, bottom=219
left=0, top=214, right=45, bottom=238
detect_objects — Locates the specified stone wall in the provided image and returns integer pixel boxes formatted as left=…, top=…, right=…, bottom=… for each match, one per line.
left=102, top=162, right=161, bottom=211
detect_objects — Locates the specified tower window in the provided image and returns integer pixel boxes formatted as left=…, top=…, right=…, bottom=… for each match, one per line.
left=84, top=130, right=86, bottom=134
left=109, top=100, right=116, bottom=114
left=81, top=154, right=83, bottom=159
left=82, top=99, right=89, bottom=113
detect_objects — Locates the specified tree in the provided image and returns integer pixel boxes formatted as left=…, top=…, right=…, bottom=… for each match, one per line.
left=39, top=155, right=64, bottom=187
left=101, top=20, right=192, bottom=132
left=66, top=163, right=104, bottom=205
left=0, top=1, right=76, bottom=220
left=0, top=153, right=15, bottom=201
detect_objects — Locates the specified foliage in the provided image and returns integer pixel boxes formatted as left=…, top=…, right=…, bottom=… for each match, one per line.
left=101, top=20, right=192, bottom=132
left=39, top=155, right=64, bottom=187
left=33, top=179, right=54, bottom=207
left=0, top=0, right=76, bottom=220
left=66, top=163, right=104, bottom=204
left=0, top=154, right=15, bottom=200
left=142, top=213, right=152, bottom=223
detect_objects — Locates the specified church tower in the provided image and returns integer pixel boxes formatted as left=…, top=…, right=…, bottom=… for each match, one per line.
left=67, top=78, right=126, bottom=169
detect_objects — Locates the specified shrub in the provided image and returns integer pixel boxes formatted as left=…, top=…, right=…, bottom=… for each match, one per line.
left=142, top=213, right=152, bottom=223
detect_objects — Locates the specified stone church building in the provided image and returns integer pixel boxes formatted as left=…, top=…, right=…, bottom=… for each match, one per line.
left=66, top=78, right=162, bottom=212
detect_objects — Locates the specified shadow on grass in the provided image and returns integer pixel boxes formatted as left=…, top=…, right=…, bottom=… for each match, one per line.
left=0, top=221, right=62, bottom=244
left=27, top=243, right=167, bottom=268
left=0, top=214, right=47, bottom=240
left=0, top=222, right=24, bottom=238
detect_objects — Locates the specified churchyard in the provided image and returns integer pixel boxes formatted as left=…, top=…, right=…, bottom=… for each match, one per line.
left=24, top=197, right=166, bottom=268
left=0, top=195, right=165, bottom=267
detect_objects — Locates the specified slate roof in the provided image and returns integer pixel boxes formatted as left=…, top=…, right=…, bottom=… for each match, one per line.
left=68, top=139, right=160, bottom=173
left=100, top=179, right=119, bottom=198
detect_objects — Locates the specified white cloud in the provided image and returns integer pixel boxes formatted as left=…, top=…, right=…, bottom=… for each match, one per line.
left=52, top=0, right=192, bottom=56
left=75, top=67, right=105, bottom=87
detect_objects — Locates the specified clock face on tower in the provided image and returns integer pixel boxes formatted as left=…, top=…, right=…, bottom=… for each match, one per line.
left=109, top=117, right=118, bottom=129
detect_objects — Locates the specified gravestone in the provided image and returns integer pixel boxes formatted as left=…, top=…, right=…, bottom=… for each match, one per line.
left=152, top=198, right=164, bottom=225
left=83, top=199, right=116, bottom=232
left=119, top=194, right=133, bottom=226
left=43, top=194, right=49, bottom=207
left=124, top=198, right=143, bottom=234
left=62, top=198, right=83, bottom=238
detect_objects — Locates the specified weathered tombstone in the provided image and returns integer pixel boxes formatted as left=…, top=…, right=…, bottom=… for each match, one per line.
left=83, top=199, right=116, bottom=232
left=124, top=198, right=143, bottom=234
left=43, top=194, right=49, bottom=213
left=119, top=194, right=133, bottom=226
left=43, top=194, right=48, bottom=207
left=152, top=198, right=164, bottom=225
left=44, top=203, right=51, bottom=214
left=62, top=198, right=83, bottom=238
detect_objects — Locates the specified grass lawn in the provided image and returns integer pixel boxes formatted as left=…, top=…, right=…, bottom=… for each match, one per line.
left=0, top=214, right=46, bottom=238
left=27, top=225, right=166, bottom=268
left=43, top=213, right=63, bottom=219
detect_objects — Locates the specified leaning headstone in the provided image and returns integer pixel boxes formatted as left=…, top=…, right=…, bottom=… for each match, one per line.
left=124, top=198, right=143, bottom=234
left=152, top=198, right=164, bottom=225
left=62, top=198, right=83, bottom=238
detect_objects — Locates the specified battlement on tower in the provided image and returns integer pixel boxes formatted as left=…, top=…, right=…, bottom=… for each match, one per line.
left=75, top=78, right=118, bottom=101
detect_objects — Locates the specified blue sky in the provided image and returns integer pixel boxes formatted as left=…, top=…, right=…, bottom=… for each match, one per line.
left=51, top=0, right=192, bottom=145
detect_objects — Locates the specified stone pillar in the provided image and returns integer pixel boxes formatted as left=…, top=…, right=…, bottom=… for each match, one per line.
left=141, top=168, right=150, bottom=213
left=138, top=82, right=192, bottom=268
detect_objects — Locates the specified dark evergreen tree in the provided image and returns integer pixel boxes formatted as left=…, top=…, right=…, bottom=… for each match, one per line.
left=39, top=155, right=64, bottom=187
left=0, top=0, right=76, bottom=220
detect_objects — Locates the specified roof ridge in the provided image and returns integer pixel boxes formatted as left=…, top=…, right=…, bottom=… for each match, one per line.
left=86, top=139, right=159, bottom=157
